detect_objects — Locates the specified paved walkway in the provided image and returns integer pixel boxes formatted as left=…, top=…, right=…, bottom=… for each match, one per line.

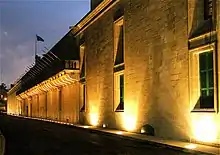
left=0, top=130, right=5, bottom=155
left=74, top=125, right=220, bottom=155
left=10, top=114, right=220, bottom=155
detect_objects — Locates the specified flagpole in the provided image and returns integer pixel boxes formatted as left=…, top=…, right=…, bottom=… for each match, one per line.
left=35, top=35, right=37, bottom=63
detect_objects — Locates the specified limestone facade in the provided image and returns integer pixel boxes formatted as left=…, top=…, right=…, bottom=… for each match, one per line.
left=7, top=0, right=220, bottom=145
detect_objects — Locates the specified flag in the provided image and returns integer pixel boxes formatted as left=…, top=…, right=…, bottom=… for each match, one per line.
left=36, top=35, right=44, bottom=42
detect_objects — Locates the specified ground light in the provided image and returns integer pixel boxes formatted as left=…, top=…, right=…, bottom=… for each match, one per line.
left=140, top=128, right=145, bottom=134
left=184, top=144, right=197, bottom=149
left=116, top=131, right=123, bottom=135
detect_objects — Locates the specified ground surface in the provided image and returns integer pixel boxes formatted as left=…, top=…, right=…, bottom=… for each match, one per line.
left=0, top=114, right=200, bottom=155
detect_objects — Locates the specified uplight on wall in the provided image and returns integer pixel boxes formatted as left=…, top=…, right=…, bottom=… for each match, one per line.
left=123, top=113, right=137, bottom=131
left=192, top=115, right=218, bottom=143
left=89, top=113, right=99, bottom=126
left=122, top=100, right=138, bottom=131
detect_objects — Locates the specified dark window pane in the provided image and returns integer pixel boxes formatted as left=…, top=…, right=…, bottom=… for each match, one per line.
left=208, top=70, right=214, bottom=87
left=207, top=52, right=213, bottom=69
left=204, top=0, right=213, bottom=20
left=199, top=53, right=206, bottom=70
left=200, top=95, right=214, bottom=108
left=120, top=74, right=124, bottom=102
left=120, top=74, right=124, bottom=86
left=201, top=90, right=207, bottom=97
left=114, top=25, right=124, bottom=66
left=199, top=51, right=214, bottom=109
left=83, top=84, right=86, bottom=105
left=209, top=88, right=214, bottom=96
left=200, top=71, right=207, bottom=88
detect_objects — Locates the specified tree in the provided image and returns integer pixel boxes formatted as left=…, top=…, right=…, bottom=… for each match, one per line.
left=0, top=83, right=7, bottom=91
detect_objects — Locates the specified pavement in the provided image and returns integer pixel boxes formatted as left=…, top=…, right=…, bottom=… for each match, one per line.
left=73, top=124, right=220, bottom=155
left=2, top=114, right=220, bottom=155
left=0, top=130, right=5, bottom=155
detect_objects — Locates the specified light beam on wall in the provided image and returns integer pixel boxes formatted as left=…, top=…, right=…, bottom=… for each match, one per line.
left=192, top=114, right=218, bottom=143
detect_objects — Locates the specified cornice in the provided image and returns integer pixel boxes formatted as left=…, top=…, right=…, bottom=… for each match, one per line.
left=72, top=0, right=119, bottom=35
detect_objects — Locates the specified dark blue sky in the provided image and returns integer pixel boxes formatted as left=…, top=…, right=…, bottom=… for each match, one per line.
left=0, top=0, right=90, bottom=86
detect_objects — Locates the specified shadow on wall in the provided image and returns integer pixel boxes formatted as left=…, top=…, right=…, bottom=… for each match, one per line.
left=189, top=0, right=213, bottom=38
left=139, top=12, right=190, bottom=140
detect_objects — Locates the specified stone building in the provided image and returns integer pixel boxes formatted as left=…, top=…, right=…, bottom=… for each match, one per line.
left=7, top=0, right=220, bottom=145
left=0, top=83, right=7, bottom=112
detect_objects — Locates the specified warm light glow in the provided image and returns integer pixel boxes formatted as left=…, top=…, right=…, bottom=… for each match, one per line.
left=123, top=114, right=137, bottom=131
left=83, top=126, right=90, bottom=129
left=184, top=144, right=197, bottom=149
left=192, top=115, right=218, bottom=143
left=102, top=124, right=107, bottom=128
left=90, top=113, right=99, bottom=126
left=122, top=100, right=138, bottom=132
left=140, top=128, right=145, bottom=133
left=3, top=97, right=7, bottom=101
left=116, top=131, right=123, bottom=135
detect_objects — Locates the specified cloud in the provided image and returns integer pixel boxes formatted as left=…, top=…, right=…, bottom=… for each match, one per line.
left=1, top=41, right=34, bottom=85
left=0, top=0, right=90, bottom=86
left=3, top=31, right=8, bottom=36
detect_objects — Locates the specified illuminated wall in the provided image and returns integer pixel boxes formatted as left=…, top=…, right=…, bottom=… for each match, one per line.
left=7, top=90, right=20, bottom=115
left=38, top=93, right=47, bottom=118
left=7, top=71, right=80, bottom=124
left=60, top=84, right=79, bottom=123
left=82, top=0, right=191, bottom=141
left=80, top=0, right=219, bottom=144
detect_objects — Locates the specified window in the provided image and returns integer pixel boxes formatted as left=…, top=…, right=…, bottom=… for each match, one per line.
left=114, top=17, right=125, bottom=112
left=199, top=52, right=214, bottom=108
left=80, top=84, right=86, bottom=112
left=80, top=45, right=85, bottom=82
left=114, top=17, right=124, bottom=71
left=204, top=0, right=213, bottom=20
left=58, top=88, right=62, bottom=120
left=189, top=44, right=217, bottom=111
left=114, top=72, right=124, bottom=111
left=80, top=44, right=86, bottom=112
left=119, top=74, right=124, bottom=110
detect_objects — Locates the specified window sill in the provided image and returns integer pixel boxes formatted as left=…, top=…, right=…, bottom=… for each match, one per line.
left=115, top=110, right=124, bottom=112
left=191, top=108, right=216, bottom=113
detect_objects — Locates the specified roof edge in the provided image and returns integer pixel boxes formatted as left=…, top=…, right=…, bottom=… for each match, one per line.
left=71, top=0, right=117, bottom=35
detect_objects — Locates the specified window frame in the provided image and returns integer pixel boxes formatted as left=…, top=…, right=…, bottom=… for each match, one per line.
left=80, top=44, right=85, bottom=81
left=80, top=83, right=86, bottom=112
left=114, top=70, right=124, bottom=112
left=199, top=51, right=214, bottom=108
left=113, top=16, right=124, bottom=67
left=189, top=43, right=218, bottom=113
left=79, top=43, right=86, bottom=112
left=113, top=16, right=125, bottom=112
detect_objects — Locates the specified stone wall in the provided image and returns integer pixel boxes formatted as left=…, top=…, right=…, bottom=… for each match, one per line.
left=82, top=0, right=190, bottom=141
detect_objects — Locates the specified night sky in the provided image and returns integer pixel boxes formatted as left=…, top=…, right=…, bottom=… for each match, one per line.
left=0, top=0, right=90, bottom=87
